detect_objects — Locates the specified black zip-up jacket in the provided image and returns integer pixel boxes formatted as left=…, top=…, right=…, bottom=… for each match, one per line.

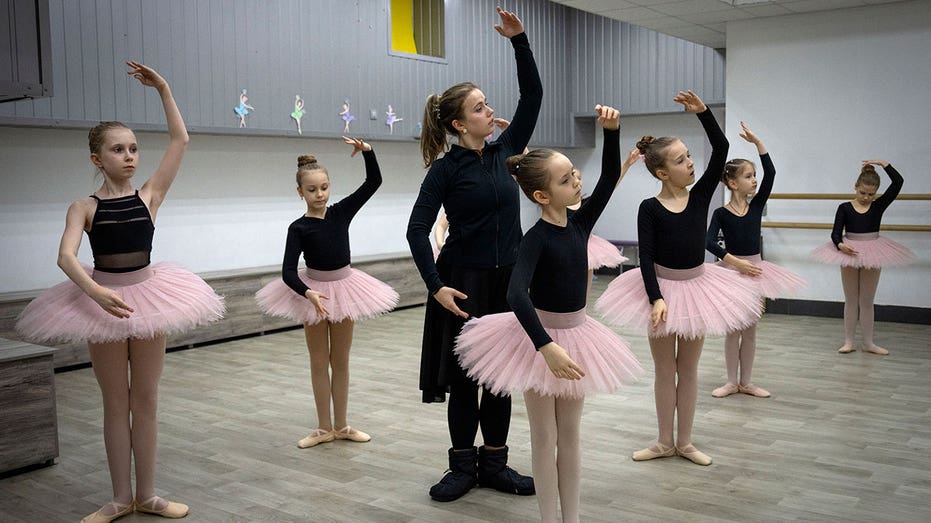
left=406, top=32, right=543, bottom=295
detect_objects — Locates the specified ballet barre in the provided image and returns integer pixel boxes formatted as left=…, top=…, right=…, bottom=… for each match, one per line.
left=768, top=193, right=931, bottom=200
left=761, top=222, right=931, bottom=232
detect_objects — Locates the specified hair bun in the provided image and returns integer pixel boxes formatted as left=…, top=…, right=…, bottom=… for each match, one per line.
left=860, top=164, right=877, bottom=175
left=297, top=155, right=318, bottom=168
left=505, top=153, right=526, bottom=177
left=636, top=135, right=655, bottom=154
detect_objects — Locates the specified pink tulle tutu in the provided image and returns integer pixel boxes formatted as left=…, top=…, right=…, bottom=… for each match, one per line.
left=255, top=265, right=399, bottom=325
left=454, top=308, right=642, bottom=399
left=811, top=232, right=915, bottom=269
left=15, top=263, right=225, bottom=344
left=588, top=234, right=628, bottom=270
left=595, top=263, right=763, bottom=339
left=717, top=254, right=806, bottom=299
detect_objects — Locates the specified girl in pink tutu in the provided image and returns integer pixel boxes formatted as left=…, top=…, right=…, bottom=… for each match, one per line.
left=596, top=91, right=762, bottom=466
left=456, top=104, right=641, bottom=523
left=256, top=137, right=399, bottom=448
left=811, top=160, right=913, bottom=355
left=16, top=62, right=224, bottom=523
left=705, top=123, right=805, bottom=399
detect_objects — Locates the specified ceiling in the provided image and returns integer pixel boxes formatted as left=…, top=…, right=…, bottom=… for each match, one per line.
left=550, top=0, right=907, bottom=48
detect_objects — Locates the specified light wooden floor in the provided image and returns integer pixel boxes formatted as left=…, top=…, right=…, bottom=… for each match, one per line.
left=2, top=277, right=930, bottom=522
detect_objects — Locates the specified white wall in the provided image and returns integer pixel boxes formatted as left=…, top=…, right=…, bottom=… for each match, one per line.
left=0, top=126, right=425, bottom=293
left=726, top=1, right=931, bottom=308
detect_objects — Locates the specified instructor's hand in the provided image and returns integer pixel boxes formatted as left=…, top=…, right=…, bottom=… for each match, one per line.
left=434, top=286, right=469, bottom=318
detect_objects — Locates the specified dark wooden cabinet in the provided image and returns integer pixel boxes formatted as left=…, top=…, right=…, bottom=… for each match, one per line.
left=0, top=338, right=58, bottom=474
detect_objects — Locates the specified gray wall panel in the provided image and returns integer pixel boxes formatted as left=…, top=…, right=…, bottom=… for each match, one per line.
left=1, top=0, right=724, bottom=146
left=568, top=12, right=725, bottom=116
left=0, top=0, right=14, bottom=86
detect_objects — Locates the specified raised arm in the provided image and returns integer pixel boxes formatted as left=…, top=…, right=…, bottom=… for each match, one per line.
left=754, top=153, right=776, bottom=207
left=133, top=62, right=189, bottom=218
left=331, top=137, right=382, bottom=219
left=673, top=91, right=728, bottom=201
left=740, top=122, right=774, bottom=208
left=574, top=105, right=621, bottom=234
left=866, top=160, right=903, bottom=210
left=494, top=7, right=543, bottom=156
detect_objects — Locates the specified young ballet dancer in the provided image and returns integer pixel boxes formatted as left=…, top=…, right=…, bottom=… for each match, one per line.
left=596, top=91, right=762, bottom=466
left=811, top=160, right=914, bottom=355
left=455, top=104, right=642, bottom=523
left=407, top=6, right=542, bottom=502
left=16, top=62, right=224, bottom=523
left=256, top=137, right=399, bottom=448
left=705, top=123, right=805, bottom=398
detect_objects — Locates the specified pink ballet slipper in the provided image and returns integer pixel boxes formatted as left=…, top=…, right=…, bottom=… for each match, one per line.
left=711, top=383, right=739, bottom=398
left=738, top=383, right=770, bottom=398
left=676, top=444, right=712, bottom=466
left=632, top=442, right=676, bottom=461
left=863, top=345, right=889, bottom=355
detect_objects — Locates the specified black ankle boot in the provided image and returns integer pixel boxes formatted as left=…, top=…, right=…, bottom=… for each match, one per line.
left=429, top=447, right=478, bottom=502
left=477, top=445, right=535, bottom=495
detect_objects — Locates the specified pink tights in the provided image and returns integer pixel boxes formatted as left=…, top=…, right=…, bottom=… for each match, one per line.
left=524, top=390, right=584, bottom=523
left=723, top=323, right=757, bottom=386
left=88, top=336, right=166, bottom=511
left=840, top=267, right=884, bottom=352
left=304, top=319, right=355, bottom=431
left=649, top=335, right=703, bottom=448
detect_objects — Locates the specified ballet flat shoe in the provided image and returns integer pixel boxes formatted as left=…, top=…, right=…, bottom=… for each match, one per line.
left=631, top=443, right=676, bottom=461
left=676, top=445, right=713, bottom=466
left=334, top=426, right=371, bottom=442
left=297, top=428, right=335, bottom=448
left=712, top=383, right=739, bottom=398
left=738, top=383, right=771, bottom=398
left=81, top=501, right=133, bottom=523
left=134, top=496, right=189, bottom=519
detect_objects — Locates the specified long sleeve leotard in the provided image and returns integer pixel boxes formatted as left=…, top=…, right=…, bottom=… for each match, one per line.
left=706, top=153, right=775, bottom=259
left=281, top=150, right=381, bottom=296
left=637, top=109, right=729, bottom=304
left=506, top=128, right=621, bottom=348
left=830, top=164, right=903, bottom=248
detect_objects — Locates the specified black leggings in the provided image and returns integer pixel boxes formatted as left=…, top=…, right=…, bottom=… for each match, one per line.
left=448, top=379, right=511, bottom=449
